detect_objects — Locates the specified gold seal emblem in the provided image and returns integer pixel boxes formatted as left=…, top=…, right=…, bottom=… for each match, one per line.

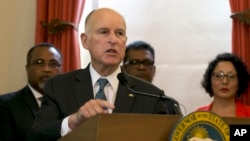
left=169, top=111, right=229, bottom=141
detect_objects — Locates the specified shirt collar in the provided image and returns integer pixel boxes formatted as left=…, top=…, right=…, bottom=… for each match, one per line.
left=89, top=63, right=121, bottom=89
left=27, top=84, right=43, bottom=99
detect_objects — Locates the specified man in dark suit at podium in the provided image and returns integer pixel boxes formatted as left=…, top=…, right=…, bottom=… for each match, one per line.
left=0, top=43, right=62, bottom=141
left=27, top=8, right=180, bottom=141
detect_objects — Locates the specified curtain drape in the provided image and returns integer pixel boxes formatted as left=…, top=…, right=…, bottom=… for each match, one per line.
left=35, top=0, right=85, bottom=73
left=229, top=0, right=250, bottom=105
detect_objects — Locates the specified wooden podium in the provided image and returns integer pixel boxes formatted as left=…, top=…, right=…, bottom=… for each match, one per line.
left=59, top=114, right=250, bottom=141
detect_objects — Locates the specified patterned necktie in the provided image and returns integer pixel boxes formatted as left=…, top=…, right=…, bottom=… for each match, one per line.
left=95, top=78, right=108, bottom=100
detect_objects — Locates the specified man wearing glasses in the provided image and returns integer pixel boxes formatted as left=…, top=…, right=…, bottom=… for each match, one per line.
left=122, top=41, right=182, bottom=115
left=122, top=40, right=155, bottom=83
left=0, top=42, right=62, bottom=141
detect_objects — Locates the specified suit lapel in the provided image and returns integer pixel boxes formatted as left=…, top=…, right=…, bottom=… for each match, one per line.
left=72, top=66, right=138, bottom=112
left=22, top=86, right=40, bottom=117
left=113, top=72, right=137, bottom=113
left=74, top=65, right=94, bottom=107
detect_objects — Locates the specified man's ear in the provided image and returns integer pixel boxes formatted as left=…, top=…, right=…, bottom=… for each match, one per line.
left=25, top=64, right=29, bottom=71
left=121, top=64, right=125, bottom=69
left=152, top=65, right=156, bottom=76
left=80, top=33, right=88, bottom=50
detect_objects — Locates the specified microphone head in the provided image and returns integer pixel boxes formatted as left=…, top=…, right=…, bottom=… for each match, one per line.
left=117, top=73, right=128, bottom=85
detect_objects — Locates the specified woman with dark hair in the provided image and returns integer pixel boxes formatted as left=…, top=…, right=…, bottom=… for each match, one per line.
left=197, top=52, right=250, bottom=117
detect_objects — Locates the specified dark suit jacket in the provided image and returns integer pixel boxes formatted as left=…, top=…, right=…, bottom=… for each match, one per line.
left=28, top=65, right=179, bottom=141
left=0, top=86, right=40, bottom=141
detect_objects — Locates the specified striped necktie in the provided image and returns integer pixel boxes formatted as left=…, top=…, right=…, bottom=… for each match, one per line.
left=95, top=78, right=108, bottom=100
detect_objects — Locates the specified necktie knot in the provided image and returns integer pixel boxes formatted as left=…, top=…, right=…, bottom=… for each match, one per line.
left=98, top=78, right=108, bottom=90
left=38, top=97, right=44, bottom=103
left=95, top=78, right=108, bottom=100
left=37, top=97, right=44, bottom=107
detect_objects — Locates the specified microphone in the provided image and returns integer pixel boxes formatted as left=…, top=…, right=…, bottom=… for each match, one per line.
left=117, top=73, right=182, bottom=115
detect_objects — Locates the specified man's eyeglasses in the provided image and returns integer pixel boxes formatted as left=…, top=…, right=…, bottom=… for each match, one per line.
left=29, top=59, right=61, bottom=69
left=124, top=59, right=154, bottom=68
left=212, top=71, right=238, bottom=82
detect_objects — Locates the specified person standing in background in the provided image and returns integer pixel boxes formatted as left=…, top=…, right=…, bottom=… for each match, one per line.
left=122, top=40, right=182, bottom=115
left=122, top=40, right=155, bottom=83
left=0, top=42, right=62, bottom=141
left=197, top=52, right=250, bottom=117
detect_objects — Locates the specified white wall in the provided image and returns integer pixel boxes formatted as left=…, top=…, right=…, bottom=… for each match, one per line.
left=0, top=1, right=36, bottom=94
left=79, top=0, right=231, bottom=114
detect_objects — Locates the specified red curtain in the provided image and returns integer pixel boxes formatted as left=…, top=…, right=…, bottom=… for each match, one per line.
left=229, top=0, right=250, bottom=105
left=35, top=0, right=85, bottom=73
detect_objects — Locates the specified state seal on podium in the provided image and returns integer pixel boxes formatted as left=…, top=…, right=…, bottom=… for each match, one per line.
left=168, top=111, right=229, bottom=141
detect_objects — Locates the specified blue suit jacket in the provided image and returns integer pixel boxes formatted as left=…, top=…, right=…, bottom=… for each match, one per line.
left=0, top=86, right=39, bottom=141
left=28, top=65, right=179, bottom=141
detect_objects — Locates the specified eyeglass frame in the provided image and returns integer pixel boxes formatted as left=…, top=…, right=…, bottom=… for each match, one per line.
left=124, top=59, right=154, bottom=68
left=29, top=59, right=61, bottom=69
left=212, top=71, right=238, bottom=82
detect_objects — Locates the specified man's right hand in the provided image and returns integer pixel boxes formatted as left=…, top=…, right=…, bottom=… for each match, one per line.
left=68, top=99, right=115, bottom=129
